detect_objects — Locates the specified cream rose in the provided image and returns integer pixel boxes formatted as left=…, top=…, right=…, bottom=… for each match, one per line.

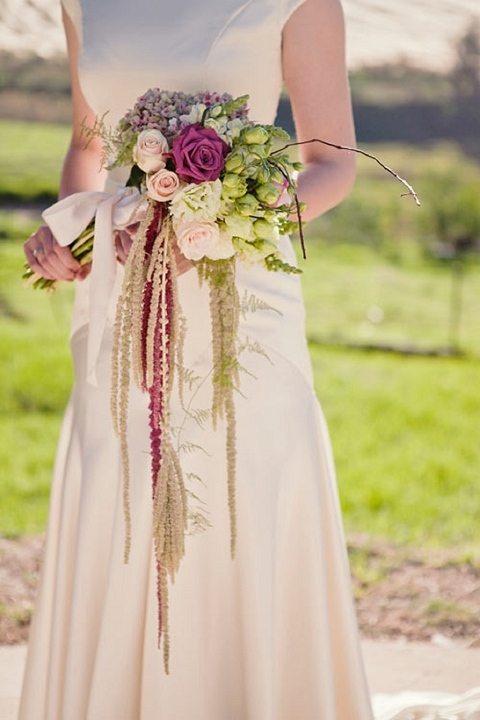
left=146, top=169, right=182, bottom=202
left=174, top=220, right=224, bottom=261
left=133, top=129, right=169, bottom=173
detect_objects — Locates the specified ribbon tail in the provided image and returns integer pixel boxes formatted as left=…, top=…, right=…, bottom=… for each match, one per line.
left=42, top=191, right=108, bottom=247
left=85, top=196, right=119, bottom=387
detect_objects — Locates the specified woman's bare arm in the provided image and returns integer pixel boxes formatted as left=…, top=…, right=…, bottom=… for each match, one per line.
left=23, top=7, right=105, bottom=281
left=281, top=0, right=357, bottom=222
left=24, top=6, right=193, bottom=278
left=58, top=7, right=107, bottom=199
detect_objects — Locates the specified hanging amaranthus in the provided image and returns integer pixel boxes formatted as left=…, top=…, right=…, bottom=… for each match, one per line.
left=111, top=199, right=188, bottom=675
left=198, top=257, right=240, bottom=560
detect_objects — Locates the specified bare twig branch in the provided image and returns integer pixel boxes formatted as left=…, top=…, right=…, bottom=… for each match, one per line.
left=272, top=138, right=421, bottom=207
left=269, top=158, right=307, bottom=259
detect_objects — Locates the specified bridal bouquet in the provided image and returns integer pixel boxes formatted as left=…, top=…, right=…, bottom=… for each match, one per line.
left=23, top=88, right=419, bottom=674
left=24, top=89, right=306, bottom=673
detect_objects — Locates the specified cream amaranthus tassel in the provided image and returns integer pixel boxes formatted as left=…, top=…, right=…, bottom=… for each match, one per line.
left=198, top=257, right=240, bottom=560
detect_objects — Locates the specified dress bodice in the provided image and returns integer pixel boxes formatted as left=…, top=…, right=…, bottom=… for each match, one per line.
left=59, top=0, right=309, bottom=344
left=61, top=0, right=308, bottom=128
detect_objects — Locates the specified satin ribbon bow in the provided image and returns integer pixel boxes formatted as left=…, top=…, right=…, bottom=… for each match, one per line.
left=42, top=185, right=145, bottom=386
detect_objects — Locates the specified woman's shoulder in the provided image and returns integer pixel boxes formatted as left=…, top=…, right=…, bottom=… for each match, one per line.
left=280, top=0, right=310, bottom=25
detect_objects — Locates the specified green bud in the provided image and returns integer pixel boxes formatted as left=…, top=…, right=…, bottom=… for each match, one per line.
left=225, top=214, right=255, bottom=241
left=256, top=163, right=271, bottom=184
left=253, top=219, right=275, bottom=240
left=235, top=193, right=260, bottom=216
left=255, top=183, right=280, bottom=206
left=224, top=152, right=246, bottom=174
left=243, top=161, right=260, bottom=179
left=262, top=209, right=277, bottom=223
left=241, top=126, right=270, bottom=145
left=209, top=104, right=223, bottom=118
left=247, top=144, right=269, bottom=159
left=270, top=167, right=286, bottom=184
left=222, top=174, right=248, bottom=198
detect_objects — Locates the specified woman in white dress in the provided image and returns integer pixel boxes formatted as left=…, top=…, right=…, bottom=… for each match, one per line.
left=18, top=1, right=480, bottom=718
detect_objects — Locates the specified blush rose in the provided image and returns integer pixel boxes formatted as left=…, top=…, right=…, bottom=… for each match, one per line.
left=175, top=220, right=224, bottom=261
left=133, top=129, right=169, bottom=173
left=146, top=169, right=182, bottom=202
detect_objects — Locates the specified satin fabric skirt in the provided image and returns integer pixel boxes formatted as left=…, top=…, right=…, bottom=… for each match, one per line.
left=18, top=235, right=374, bottom=719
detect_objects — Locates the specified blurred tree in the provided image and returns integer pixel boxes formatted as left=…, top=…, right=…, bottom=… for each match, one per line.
left=418, top=172, right=480, bottom=350
left=450, top=19, right=480, bottom=103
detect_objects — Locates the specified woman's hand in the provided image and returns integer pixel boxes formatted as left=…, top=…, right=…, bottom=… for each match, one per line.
left=24, top=224, right=90, bottom=281
left=114, top=221, right=194, bottom=275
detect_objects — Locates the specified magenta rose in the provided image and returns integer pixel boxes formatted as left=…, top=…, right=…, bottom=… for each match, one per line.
left=171, top=123, right=229, bottom=183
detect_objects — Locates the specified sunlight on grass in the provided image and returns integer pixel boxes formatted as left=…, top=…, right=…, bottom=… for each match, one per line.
left=0, top=122, right=479, bottom=550
left=311, top=345, right=480, bottom=548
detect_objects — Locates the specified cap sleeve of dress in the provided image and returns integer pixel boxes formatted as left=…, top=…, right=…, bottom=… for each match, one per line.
left=280, top=0, right=309, bottom=30
left=60, top=0, right=82, bottom=43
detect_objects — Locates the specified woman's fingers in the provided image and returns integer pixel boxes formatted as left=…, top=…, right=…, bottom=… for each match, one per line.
left=113, top=224, right=192, bottom=274
left=76, top=262, right=92, bottom=280
left=114, top=230, right=133, bottom=265
left=125, top=221, right=140, bottom=238
left=24, top=244, right=55, bottom=280
left=172, top=242, right=194, bottom=276
left=24, top=225, right=80, bottom=281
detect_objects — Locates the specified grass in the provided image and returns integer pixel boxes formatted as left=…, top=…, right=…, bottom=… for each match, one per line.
left=2, top=228, right=480, bottom=547
left=0, top=121, right=479, bottom=551
left=0, top=228, right=74, bottom=535
left=0, top=119, right=70, bottom=201
left=311, top=345, right=480, bottom=548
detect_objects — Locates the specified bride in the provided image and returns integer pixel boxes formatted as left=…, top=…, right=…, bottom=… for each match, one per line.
left=18, top=0, right=480, bottom=718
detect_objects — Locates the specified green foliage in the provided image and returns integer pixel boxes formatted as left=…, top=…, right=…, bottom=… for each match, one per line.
left=350, top=62, right=452, bottom=105
left=417, top=171, right=480, bottom=254
left=0, top=51, right=70, bottom=95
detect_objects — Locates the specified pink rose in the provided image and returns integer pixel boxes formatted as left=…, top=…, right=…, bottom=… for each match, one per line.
left=133, top=129, right=169, bottom=173
left=175, top=220, right=221, bottom=261
left=146, top=169, right=181, bottom=202
left=171, top=123, right=229, bottom=184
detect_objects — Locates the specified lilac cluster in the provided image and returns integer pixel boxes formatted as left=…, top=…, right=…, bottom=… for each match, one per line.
left=119, top=89, right=249, bottom=144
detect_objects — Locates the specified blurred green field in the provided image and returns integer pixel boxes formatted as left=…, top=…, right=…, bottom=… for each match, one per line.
left=1, top=120, right=480, bottom=553
left=0, top=120, right=70, bottom=201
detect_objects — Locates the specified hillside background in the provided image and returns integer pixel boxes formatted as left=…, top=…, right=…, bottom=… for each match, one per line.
left=1, top=0, right=480, bottom=646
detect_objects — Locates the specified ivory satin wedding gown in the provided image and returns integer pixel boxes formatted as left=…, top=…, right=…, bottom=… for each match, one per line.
left=17, top=1, right=480, bottom=719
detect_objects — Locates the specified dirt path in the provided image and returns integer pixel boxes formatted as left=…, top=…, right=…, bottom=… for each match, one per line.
left=1, top=534, right=480, bottom=646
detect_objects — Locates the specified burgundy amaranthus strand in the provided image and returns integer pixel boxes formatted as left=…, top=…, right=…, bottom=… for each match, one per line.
left=140, top=204, right=164, bottom=392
